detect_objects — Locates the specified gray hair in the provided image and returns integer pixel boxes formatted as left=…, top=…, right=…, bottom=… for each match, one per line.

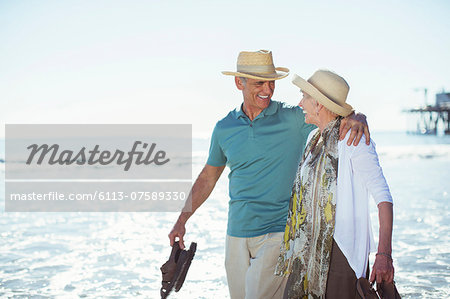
left=239, top=77, right=247, bottom=86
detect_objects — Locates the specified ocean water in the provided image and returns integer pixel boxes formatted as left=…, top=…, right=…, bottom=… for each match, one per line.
left=0, top=132, right=449, bottom=298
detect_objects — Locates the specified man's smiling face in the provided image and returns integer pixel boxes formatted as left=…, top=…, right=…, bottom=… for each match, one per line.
left=236, top=77, right=275, bottom=118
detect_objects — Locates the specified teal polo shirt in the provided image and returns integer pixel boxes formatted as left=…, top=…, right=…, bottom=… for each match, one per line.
left=207, top=100, right=315, bottom=237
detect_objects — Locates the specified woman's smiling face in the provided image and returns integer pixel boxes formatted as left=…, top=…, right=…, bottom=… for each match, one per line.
left=299, top=91, right=319, bottom=126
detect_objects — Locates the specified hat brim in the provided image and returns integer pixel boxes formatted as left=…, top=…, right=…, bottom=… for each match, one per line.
left=292, top=74, right=353, bottom=117
left=222, top=67, right=289, bottom=81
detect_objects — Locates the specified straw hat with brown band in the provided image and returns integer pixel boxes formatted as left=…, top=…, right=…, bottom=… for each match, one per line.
left=292, top=70, right=354, bottom=117
left=222, top=50, right=289, bottom=81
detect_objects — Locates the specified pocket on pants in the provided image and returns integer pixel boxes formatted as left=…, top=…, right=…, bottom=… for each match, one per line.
left=266, top=232, right=284, bottom=243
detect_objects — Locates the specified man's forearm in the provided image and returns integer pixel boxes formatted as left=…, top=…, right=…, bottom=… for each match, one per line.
left=178, top=165, right=225, bottom=224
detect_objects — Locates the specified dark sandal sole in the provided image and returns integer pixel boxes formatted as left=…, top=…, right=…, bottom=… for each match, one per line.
left=160, top=241, right=197, bottom=298
left=174, top=242, right=197, bottom=292
left=160, top=242, right=182, bottom=298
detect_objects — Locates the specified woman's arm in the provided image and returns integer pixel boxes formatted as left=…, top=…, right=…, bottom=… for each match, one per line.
left=370, top=202, right=394, bottom=283
left=349, top=137, right=394, bottom=283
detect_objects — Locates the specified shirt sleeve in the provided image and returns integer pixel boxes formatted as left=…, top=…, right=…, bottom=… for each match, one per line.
left=350, top=136, right=393, bottom=205
left=206, top=124, right=227, bottom=167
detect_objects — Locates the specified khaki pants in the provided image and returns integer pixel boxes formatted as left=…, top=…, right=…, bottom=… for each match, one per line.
left=225, top=232, right=288, bottom=299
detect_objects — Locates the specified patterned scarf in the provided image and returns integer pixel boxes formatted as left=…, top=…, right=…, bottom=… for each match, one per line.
left=275, top=117, right=341, bottom=298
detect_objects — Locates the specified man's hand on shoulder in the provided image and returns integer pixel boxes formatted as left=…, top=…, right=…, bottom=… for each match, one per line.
left=339, top=112, right=370, bottom=146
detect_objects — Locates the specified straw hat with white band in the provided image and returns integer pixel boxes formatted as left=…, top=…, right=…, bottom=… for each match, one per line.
left=222, top=50, right=289, bottom=80
left=292, top=70, right=354, bottom=117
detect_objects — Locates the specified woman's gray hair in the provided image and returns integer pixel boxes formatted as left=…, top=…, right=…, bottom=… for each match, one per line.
left=305, top=92, right=338, bottom=118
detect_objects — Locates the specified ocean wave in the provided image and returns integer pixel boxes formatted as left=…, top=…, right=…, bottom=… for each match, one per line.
left=377, top=145, right=450, bottom=160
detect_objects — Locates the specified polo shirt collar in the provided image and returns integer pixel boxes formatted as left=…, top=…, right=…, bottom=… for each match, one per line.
left=236, top=100, right=278, bottom=119
left=262, top=100, right=278, bottom=116
left=236, top=104, right=247, bottom=119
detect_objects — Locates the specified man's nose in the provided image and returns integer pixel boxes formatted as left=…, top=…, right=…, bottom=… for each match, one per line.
left=262, top=82, right=273, bottom=94
left=299, top=98, right=304, bottom=107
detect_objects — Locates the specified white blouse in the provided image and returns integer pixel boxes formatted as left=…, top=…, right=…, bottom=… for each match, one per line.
left=304, top=129, right=393, bottom=278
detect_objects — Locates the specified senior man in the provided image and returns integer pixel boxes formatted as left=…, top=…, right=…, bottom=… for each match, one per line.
left=169, top=50, right=369, bottom=299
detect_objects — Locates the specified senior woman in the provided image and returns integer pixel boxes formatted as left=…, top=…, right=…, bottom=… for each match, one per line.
left=275, top=70, right=394, bottom=298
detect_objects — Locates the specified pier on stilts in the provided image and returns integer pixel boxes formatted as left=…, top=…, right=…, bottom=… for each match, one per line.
left=404, top=92, right=450, bottom=135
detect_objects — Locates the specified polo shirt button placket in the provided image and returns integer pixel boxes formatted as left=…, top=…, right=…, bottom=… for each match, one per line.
left=249, top=122, right=254, bottom=138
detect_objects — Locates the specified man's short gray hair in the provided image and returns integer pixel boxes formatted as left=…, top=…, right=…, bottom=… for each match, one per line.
left=239, top=77, right=247, bottom=86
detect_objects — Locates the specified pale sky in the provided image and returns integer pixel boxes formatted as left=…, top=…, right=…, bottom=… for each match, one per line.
left=1, top=0, right=449, bottom=137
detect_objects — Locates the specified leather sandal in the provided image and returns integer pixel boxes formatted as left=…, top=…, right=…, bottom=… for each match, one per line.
left=376, top=281, right=401, bottom=299
left=356, top=277, right=380, bottom=299
left=160, top=241, right=181, bottom=298
left=174, top=242, right=197, bottom=292
left=160, top=241, right=197, bottom=298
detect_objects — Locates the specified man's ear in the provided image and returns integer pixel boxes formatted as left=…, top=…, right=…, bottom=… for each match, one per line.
left=235, top=77, right=245, bottom=91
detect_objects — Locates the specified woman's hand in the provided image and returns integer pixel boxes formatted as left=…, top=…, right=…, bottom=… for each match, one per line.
left=370, top=254, right=394, bottom=284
